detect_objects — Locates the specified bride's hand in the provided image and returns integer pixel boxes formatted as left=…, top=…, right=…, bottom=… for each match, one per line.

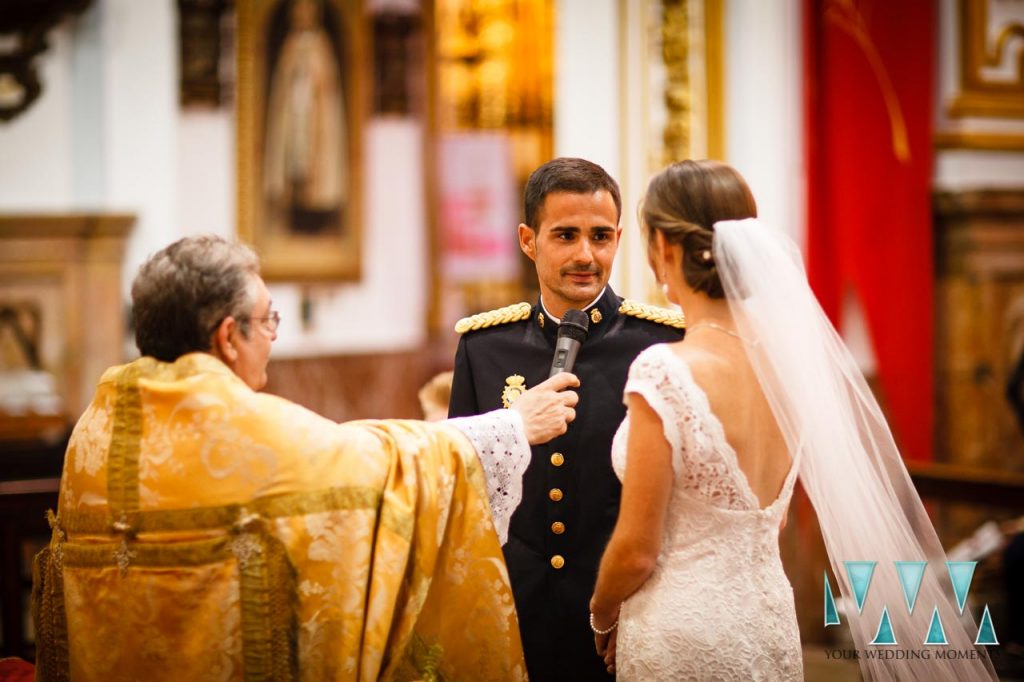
left=600, top=629, right=617, bottom=675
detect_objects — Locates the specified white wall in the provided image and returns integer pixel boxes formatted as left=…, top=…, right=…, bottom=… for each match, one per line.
left=554, top=0, right=620, bottom=172
left=102, top=0, right=180, bottom=293
left=723, top=0, right=805, bottom=247
left=177, top=109, right=234, bottom=240
left=0, top=28, right=73, bottom=208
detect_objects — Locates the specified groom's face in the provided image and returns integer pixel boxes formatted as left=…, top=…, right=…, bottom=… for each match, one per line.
left=518, top=190, right=621, bottom=318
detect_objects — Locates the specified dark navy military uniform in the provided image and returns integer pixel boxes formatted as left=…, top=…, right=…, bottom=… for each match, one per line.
left=449, top=287, right=684, bottom=681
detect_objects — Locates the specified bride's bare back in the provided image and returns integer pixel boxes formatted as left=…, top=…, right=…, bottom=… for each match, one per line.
left=669, top=334, right=791, bottom=509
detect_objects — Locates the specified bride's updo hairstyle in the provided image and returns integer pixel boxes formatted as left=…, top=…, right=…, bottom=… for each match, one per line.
left=641, top=160, right=756, bottom=299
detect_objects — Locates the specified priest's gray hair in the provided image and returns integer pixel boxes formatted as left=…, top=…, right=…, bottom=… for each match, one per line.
left=131, top=235, right=260, bottom=362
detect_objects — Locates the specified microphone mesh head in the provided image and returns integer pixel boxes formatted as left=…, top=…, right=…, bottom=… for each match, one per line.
left=558, top=309, right=590, bottom=342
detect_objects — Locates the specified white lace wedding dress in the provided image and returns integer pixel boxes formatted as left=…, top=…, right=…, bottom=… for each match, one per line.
left=610, top=344, right=803, bottom=681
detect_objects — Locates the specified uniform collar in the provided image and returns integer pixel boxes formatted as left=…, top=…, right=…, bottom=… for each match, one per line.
left=538, top=287, right=606, bottom=325
left=533, top=287, right=621, bottom=343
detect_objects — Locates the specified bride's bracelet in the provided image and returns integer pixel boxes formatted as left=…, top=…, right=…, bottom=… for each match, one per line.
left=589, top=609, right=619, bottom=635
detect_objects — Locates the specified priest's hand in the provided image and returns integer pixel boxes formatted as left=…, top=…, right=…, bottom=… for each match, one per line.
left=510, top=373, right=580, bottom=445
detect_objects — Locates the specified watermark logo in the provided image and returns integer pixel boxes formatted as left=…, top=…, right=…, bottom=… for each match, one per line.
left=823, top=561, right=998, bottom=646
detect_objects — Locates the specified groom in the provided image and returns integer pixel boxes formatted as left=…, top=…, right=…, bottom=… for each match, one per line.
left=449, top=158, right=685, bottom=680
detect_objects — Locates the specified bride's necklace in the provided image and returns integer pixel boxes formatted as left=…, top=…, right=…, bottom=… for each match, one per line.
left=687, top=321, right=757, bottom=345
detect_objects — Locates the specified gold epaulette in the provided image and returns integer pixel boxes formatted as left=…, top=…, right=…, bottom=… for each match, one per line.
left=454, top=302, right=532, bottom=334
left=618, top=299, right=686, bottom=329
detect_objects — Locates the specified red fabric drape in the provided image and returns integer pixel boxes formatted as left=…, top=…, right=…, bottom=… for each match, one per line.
left=804, top=0, right=935, bottom=461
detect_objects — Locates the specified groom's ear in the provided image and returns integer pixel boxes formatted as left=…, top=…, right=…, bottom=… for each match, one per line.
left=519, top=223, right=537, bottom=261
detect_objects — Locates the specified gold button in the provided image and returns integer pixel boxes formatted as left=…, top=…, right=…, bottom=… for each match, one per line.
left=550, top=554, right=565, bottom=569
left=549, top=488, right=563, bottom=502
left=550, top=453, right=565, bottom=467
left=551, top=521, right=565, bottom=535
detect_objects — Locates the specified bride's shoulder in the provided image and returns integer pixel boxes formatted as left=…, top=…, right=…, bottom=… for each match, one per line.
left=630, top=342, right=691, bottom=379
left=662, top=343, right=729, bottom=387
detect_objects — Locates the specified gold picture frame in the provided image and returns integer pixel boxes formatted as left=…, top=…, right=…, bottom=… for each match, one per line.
left=237, top=0, right=366, bottom=280
left=948, top=0, right=1024, bottom=120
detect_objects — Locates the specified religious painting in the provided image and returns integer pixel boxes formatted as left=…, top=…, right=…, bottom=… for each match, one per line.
left=237, top=0, right=365, bottom=280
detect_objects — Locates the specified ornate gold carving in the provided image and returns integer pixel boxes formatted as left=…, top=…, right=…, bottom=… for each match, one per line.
left=824, top=0, right=911, bottom=162
left=618, top=299, right=687, bottom=329
left=436, top=0, right=553, bottom=133
left=501, top=375, right=527, bottom=408
left=949, top=0, right=1024, bottom=119
left=661, top=0, right=691, bottom=164
left=655, top=0, right=724, bottom=164
left=454, top=301, right=532, bottom=333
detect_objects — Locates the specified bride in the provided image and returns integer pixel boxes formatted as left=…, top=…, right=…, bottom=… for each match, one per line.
left=588, top=160, right=997, bottom=680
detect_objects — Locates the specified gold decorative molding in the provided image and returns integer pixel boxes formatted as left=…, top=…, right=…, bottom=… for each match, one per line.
left=935, top=130, right=1024, bottom=151
left=658, top=0, right=725, bottom=164
left=661, top=0, right=691, bottom=165
left=949, top=0, right=1024, bottom=119
left=704, top=0, right=725, bottom=160
left=646, top=0, right=724, bottom=303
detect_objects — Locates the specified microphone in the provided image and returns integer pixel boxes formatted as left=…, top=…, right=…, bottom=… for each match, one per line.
left=549, top=309, right=590, bottom=377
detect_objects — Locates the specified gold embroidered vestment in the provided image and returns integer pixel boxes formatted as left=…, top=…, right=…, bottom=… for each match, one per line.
left=32, top=353, right=525, bottom=681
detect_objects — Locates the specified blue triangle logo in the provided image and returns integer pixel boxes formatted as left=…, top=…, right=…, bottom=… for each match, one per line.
left=975, top=605, right=999, bottom=645
left=844, top=561, right=876, bottom=613
left=946, top=561, right=977, bottom=614
left=894, top=561, right=927, bottom=614
left=924, top=606, right=948, bottom=645
left=870, top=606, right=898, bottom=645
left=824, top=572, right=840, bottom=626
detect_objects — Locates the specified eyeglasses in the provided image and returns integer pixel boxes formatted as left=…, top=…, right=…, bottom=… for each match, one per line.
left=247, top=310, right=281, bottom=333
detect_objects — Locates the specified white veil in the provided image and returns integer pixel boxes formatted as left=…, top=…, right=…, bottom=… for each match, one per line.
left=713, top=218, right=997, bottom=681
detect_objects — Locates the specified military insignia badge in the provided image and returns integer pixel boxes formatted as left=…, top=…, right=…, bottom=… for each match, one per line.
left=502, top=375, right=527, bottom=408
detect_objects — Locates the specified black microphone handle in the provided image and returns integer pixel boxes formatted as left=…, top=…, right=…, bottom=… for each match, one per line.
left=549, top=336, right=582, bottom=378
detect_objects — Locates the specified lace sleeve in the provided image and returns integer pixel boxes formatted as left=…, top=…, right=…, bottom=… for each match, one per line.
left=445, top=409, right=529, bottom=545
left=622, top=346, right=686, bottom=475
